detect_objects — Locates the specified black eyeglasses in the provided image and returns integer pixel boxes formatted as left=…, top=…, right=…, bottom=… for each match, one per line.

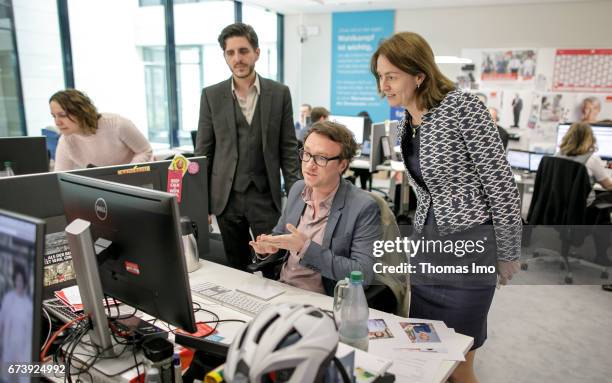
left=298, top=149, right=341, bottom=167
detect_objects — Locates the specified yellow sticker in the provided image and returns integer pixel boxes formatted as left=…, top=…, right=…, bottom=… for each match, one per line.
left=117, top=165, right=151, bottom=175
left=169, top=154, right=189, bottom=177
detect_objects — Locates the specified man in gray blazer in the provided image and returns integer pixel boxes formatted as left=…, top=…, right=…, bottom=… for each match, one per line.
left=250, top=121, right=381, bottom=295
left=195, top=23, right=300, bottom=271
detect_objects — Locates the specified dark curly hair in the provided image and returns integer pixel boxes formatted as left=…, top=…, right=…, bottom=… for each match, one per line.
left=218, top=23, right=259, bottom=51
left=49, top=89, right=101, bottom=134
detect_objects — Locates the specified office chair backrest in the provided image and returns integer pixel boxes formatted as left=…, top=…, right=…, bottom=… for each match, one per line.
left=527, top=156, right=591, bottom=225
left=367, top=191, right=410, bottom=316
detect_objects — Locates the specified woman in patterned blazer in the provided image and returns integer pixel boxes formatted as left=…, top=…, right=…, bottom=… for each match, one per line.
left=371, top=32, right=522, bottom=383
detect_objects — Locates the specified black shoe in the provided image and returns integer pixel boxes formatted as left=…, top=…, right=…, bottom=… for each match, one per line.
left=603, top=285, right=612, bottom=292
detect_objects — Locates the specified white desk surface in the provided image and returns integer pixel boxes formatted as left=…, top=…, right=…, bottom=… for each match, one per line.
left=50, top=260, right=471, bottom=382
left=191, top=260, right=473, bottom=383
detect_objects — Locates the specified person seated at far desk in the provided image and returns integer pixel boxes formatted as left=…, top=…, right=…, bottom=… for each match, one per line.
left=250, top=121, right=381, bottom=295
left=310, top=107, right=330, bottom=124
left=50, top=89, right=153, bottom=171
left=556, top=122, right=612, bottom=205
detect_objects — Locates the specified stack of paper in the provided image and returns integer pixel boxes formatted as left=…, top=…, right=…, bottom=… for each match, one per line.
left=366, top=316, right=469, bottom=383
left=54, top=285, right=120, bottom=312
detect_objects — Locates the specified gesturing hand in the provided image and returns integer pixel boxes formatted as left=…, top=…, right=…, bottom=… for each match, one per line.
left=249, top=234, right=279, bottom=257
left=258, top=224, right=308, bottom=253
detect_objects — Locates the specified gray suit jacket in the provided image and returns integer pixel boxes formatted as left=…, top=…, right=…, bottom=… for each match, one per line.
left=273, top=179, right=381, bottom=295
left=194, top=76, right=300, bottom=215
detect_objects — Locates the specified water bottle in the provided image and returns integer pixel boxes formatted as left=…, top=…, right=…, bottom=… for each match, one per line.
left=339, top=271, right=369, bottom=351
left=0, top=161, right=15, bottom=178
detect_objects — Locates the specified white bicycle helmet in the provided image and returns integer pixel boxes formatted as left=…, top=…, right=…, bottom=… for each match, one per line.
left=225, top=303, right=339, bottom=383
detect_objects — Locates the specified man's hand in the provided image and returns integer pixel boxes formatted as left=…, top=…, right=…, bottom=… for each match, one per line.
left=249, top=234, right=279, bottom=257
left=208, top=214, right=213, bottom=225
left=497, top=260, right=520, bottom=285
left=259, top=224, right=308, bottom=253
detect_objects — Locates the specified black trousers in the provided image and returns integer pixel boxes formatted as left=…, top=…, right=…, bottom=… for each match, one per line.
left=216, top=184, right=281, bottom=271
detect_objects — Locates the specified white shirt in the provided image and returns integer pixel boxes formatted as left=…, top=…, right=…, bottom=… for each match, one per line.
left=231, top=74, right=261, bottom=125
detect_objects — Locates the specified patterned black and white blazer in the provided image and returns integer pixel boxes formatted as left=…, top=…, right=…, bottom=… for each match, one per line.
left=399, top=89, right=522, bottom=261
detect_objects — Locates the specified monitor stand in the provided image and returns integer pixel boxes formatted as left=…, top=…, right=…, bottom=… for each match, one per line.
left=65, top=218, right=146, bottom=378
left=65, top=219, right=115, bottom=357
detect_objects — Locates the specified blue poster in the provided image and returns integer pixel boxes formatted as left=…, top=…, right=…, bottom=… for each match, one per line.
left=331, top=10, right=395, bottom=124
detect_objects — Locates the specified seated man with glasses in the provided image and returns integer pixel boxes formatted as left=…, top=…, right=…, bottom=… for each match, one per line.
left=250, top=121, right=381, bottom=295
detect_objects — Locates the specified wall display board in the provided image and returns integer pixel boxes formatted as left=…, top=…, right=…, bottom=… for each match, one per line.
left=552, top=49, right=612, bottom=93
left=480, top=49, right=537, bottom=82
left=331, top=10, right=394, bottom=123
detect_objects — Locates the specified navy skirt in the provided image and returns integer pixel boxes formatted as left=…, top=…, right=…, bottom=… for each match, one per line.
left=409, top=284, right=495, bottom=350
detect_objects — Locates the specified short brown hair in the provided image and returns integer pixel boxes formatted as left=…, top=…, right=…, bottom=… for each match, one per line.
left=218, top=23, right=259, bottom=51
left=370, top=32, right=455, bottom=111
left=49, top=89, right=100, bottom=134
left=310, top=107, right=329, bottom=123
left=304, top=121, right=358, bottom=169
left=560, top=122, right=596, bottom=156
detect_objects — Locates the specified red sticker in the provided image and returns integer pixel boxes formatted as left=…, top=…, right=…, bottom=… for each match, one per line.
left=167, top=169, right=183, bottom=203
left=187, top=161, right=200, bottom=175
left=124, top=261, right=140, bottom=275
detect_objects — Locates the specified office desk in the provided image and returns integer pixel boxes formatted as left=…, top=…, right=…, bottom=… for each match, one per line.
left=51, top=260, right=471, bottom=382
left=191, top=260, right=473, bottom=383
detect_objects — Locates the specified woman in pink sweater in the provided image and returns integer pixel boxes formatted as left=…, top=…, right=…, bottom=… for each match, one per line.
left=50, top=89, right=154, bottom=171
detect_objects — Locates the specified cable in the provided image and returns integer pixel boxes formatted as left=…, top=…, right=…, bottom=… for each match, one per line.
left=41, top=307, right=53, bottom=352
left=40, top=313, right=89, bottom=362
left=333, top=356, right=352, bottom=383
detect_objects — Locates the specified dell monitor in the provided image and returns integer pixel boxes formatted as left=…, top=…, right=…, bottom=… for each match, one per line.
left=57, top=173, right=197, bottom=333
left=507, top=149, right=530, bottom=171
left=329, top=115, right=365, bottom=144
left=0, top=136, right=49, bottom=175
left=556, top=123, right=612, bottom=160
left=529, top=152, right=545, bottom=172
left=0, top=209, right=44, bottom=376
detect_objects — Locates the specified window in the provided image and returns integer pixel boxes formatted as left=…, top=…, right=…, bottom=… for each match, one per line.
left=242, top=4, right=278, bottom=81
left=0, top=1, right=24, bottom=136
left=68, top=0, right=166, bottom=145
left=173, top=0, right=233, bottom=146
left=143, top=47, right=169, bottom=145
left=176, top=46, right=203, bottom=146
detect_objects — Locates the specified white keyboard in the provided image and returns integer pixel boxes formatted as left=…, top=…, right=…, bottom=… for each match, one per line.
left=191, top=282, right=269, bottom=317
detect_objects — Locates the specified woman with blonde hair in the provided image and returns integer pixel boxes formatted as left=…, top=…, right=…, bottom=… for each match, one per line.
left=371, top=32, right=522, bottom=383
left=558, top=122, right=612, bottom=198
left=50, top=89, right=153, bottom=171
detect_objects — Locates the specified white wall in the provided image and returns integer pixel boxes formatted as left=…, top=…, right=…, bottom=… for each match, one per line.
left=285, top=1, right=612, bottom=121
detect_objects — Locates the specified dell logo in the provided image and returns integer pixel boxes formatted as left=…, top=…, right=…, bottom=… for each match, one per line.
left=95, top=198, right=108, bottom=221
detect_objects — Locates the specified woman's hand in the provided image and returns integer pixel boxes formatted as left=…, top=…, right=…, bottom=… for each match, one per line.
left=497, top=260, right=520, bottom=285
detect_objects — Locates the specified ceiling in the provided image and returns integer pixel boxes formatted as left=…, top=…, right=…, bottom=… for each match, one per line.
left=240, top=0, right=599, bottom=15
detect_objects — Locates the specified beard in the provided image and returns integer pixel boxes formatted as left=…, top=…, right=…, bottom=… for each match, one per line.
left=232, top=63, right=255, bottom=79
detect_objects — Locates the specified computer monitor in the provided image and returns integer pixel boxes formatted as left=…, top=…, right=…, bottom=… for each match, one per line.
left=329, top=115, right=365, bottom=144
left=0, top=136, right=49, bottom=175
left=507, top=149, right=530, bottom=171
left=556, top=123, right=612, bottom=160
left=0, top=209, right=44, bottom=371
left=529, top=152, right=545, bottom=172
left=57, top=173, right=197, bottom=333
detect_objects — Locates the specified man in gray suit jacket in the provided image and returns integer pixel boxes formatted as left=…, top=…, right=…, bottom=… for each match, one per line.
left=195, top=23, right=300, bottom=271
left=250, top=121, right=381, bottom=295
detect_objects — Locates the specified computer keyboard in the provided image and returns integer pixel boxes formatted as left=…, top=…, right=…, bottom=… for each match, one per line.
left=191, top=282, right=269, bottom=317
left=43, top=298, right=81, bottom=324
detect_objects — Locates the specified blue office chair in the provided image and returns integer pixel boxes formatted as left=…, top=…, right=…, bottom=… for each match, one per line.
left=42, top=128, right=60, bottom=160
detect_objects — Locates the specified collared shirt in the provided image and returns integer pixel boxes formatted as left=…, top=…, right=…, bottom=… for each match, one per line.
left=279, top=183, right=340, bottom=294
left=231, top=74, right=260, bottom=125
